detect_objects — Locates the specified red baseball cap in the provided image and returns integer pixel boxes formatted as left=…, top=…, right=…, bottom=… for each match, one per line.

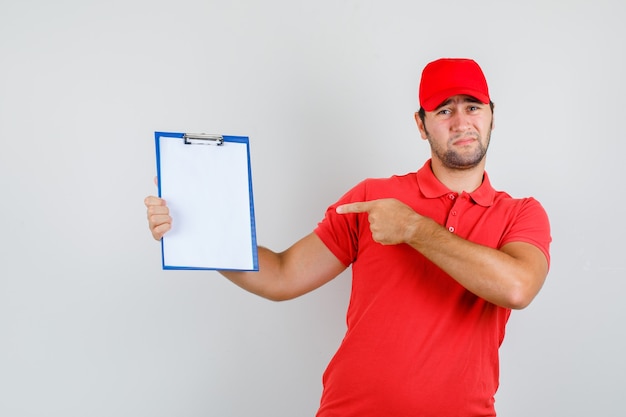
left=419, top=58, right=490, bottom=111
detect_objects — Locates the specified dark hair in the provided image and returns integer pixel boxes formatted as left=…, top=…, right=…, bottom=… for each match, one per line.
left=417, top=100, right=495, bottom=125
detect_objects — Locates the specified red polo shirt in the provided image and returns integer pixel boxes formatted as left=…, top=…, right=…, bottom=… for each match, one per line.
left=314, top=160, right=551, bottom=417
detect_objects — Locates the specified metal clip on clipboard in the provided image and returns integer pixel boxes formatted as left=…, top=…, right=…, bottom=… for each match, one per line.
left=183, top=133, right=224, bottom=145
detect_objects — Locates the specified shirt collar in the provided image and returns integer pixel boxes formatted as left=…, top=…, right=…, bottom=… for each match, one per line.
left=416, top=159, right=496, bottom=207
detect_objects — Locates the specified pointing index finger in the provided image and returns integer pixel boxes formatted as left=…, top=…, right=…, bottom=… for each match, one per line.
left=336, top=201, right=370, bottom=214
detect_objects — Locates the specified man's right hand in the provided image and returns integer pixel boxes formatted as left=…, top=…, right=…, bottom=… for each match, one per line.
left=144, top=196, right=172, bottom=240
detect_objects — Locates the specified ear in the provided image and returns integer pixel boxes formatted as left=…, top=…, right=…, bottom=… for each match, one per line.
left=414, top=112, right=428, bottom=140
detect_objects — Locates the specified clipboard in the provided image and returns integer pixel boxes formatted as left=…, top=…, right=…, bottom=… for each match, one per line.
left=154, top=131, right=258, bottom=271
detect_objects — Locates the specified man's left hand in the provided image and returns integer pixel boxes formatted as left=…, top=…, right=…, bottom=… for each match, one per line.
left=336, top=199, right=422, bottom=245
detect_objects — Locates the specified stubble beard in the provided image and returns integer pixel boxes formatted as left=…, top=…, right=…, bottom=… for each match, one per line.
left=426, top=128, right=492, bottom=170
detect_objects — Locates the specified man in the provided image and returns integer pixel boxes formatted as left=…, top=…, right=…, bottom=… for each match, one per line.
left=145, top=58, right=551, bottom=416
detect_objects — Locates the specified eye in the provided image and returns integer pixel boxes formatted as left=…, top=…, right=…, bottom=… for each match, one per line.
left=437, top=108, right=451, bottom=115
left=468, top=105, right=479, bottom=112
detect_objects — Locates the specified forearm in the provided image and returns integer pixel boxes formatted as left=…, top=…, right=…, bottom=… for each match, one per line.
left=220, top=233, right=346, bottom=302
left=219, top=246, right=292, bottom=301
left=407, top=216, right=548, bottom=309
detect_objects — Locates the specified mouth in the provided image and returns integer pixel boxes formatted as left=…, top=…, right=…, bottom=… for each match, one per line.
left=452, top=137, right=477, bottom=146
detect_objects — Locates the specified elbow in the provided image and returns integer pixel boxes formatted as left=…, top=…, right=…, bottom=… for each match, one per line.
left=263, top=292, right=294, bottom=302
left=503, top=283, right=539, bottom=310
left=497, top=243, right=549, bottom=310
left=506, top=293, right=533, bottom=310
left=257, top=287, right=300, bottom=302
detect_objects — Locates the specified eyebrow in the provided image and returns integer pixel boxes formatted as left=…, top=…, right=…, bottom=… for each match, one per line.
left=435, top=96, right=483, bottom=110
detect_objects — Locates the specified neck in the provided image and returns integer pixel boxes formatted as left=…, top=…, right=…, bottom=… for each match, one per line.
left=429, top=157, right=486, bottom=194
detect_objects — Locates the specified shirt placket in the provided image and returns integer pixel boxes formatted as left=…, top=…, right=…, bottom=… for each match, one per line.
left=445, top=192, right=471, bottom=234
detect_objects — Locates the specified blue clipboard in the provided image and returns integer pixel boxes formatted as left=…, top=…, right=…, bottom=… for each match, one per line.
left=154, top=131, right=258, bottom=271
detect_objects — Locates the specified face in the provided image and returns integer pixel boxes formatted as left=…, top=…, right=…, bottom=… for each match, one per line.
left=416, top=95, right=494, bottom=170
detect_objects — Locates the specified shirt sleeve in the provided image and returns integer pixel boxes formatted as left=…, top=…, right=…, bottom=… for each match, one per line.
left=500, top=197, right=552, bottom=267
left=314, top=181, right=369, bottom=267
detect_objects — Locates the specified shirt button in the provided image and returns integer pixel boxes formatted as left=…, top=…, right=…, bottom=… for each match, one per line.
left=451, top=210, right=457, bottom=216
left=448, top=226, right=455, bottom=233
left=448, top=194, right=456, bottom=200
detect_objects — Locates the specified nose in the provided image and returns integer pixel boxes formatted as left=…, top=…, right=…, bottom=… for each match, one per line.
left=450, top=110, right=472, bottom=132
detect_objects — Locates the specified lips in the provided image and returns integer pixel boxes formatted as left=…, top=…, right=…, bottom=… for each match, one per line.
left=453, top=137, right=477, bottom=146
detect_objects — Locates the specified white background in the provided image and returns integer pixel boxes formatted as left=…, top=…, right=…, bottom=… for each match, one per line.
left=1, top=1, right=624, bottom=416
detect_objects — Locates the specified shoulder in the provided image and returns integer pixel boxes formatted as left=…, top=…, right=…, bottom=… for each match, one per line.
left=492, top=192, right=549, bottom=217
left=490, top=193, right=551, bottom=233
left=351, top=172, right=418, bottom=195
